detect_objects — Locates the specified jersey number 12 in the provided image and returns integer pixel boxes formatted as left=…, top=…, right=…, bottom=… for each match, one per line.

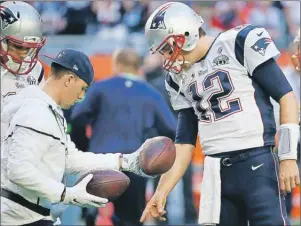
left=189, top=69, right=242, bottom=123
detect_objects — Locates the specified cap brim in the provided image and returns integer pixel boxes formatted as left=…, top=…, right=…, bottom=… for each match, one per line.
left=39, top=54, right=72, bottom=71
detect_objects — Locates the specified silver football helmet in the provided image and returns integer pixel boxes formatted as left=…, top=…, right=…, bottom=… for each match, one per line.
left=145, top=2, right=204, bottom=74
left=0, top=1, right=46, bottom=74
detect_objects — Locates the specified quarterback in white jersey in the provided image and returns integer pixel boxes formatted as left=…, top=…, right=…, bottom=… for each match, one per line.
left=1, top=62, right=44, bottom=106
left=141, top=2, right=300, bottom=226
left=1, top=1, right=46, bottom=114
left=0, top=1, right=46, bottom=106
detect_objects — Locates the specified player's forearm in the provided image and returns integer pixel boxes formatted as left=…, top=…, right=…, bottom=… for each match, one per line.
left=65, top=137, right=121, bottom=174
left=279, top=91, right=299, bottom=124
left=66, top=151, right=121, bottom=174
left=156, top=144, right=194, bottom=195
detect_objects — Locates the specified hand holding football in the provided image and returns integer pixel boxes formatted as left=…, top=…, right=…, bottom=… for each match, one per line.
left=139, top=136, right=176, bottom=176
left=76, top=169, right=130, bottom=202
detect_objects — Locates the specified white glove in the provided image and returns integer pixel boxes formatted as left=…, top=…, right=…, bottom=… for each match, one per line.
left=62, top=174, right=108, bottom=208
left=121, top=144, right=156, bottom=178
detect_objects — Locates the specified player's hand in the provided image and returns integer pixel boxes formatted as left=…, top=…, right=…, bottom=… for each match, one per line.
left=140, top=191, right=167, bottom=223
left=120, top=143, right=155, bottom=178
left=63, top=174, right=108, bottom=208
left=279, top=159, right=300, bottom=193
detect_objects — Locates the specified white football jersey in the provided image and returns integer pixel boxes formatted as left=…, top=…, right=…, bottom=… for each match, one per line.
left=1, top=61, right=45, bottom=143
left=166, top=24, right=280, bottom=155
left=1, top=61, right=45, bottom=107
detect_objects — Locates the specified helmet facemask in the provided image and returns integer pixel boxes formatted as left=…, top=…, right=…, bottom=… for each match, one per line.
left=152, top=34, right=195, bottom=95
left=151, top=34, right=186, bottom=74
left=0, top=36, right=46, bottom=75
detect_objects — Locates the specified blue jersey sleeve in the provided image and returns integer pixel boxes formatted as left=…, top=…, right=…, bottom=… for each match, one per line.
left=175, top=108, right=198, bottom=146
left=252, top=58, right=293, bottom=102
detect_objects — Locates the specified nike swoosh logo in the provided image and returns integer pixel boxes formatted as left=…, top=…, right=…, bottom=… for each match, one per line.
left=257, top=31, right=263, bottom=36
left=252, top=163, right=264, bottom=170
left=73, top=199, right=81, bottom=204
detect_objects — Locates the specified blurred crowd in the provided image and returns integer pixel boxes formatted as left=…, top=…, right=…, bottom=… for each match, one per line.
left=30, top=0, right=300, bottom=52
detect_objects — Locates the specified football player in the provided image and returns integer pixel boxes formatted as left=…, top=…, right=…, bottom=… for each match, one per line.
left=1, top=1, right=45, bottom=107
left=140, top=2, right=300, bottom=226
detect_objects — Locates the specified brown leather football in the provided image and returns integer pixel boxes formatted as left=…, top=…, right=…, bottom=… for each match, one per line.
left=77, top=170, right=130, bottom=201
left=139, top=136, right=176, bottom=176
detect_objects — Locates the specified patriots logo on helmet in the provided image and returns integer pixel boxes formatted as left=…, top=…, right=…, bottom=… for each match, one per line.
left=251, top=37, right=273, bottom=56
left=0, top=6, right=18, bottom=30
left=150, top=3, right=173, bottom=30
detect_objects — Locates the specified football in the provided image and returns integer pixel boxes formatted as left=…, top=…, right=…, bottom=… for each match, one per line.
left=77, top=169, right=130, bottom=201
left=139, top=136, right=176, bottom=176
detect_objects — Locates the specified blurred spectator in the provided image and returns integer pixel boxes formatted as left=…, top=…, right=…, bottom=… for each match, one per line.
left=280, top=2, right=300, bottom=39
left=33, top=1, right=67, bottom=34
left=120, top=0, right=148, bottom=33
left=92, top=0, right=122, bottom=27
left=58, top=1, right=95, bottom=35
left=210, top=2, right=246, bottom=31
left=246, top=1, right=287, bottom=49
left=70, top=48, right=176, bottom=226
left=120, top=0, right=149, bottom=55
left=143, top=54, right=198, bottom=224
left=93, top=1, right=127, bottom=52
left=143, top=54, right=167, bottom=103
left=190, top=2, right=219, bottom=36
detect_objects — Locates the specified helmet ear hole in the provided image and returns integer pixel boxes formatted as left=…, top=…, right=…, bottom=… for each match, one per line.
left=184, top=32, right=190, bottom=37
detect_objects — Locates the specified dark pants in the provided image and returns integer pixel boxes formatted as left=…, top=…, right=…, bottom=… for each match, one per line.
left=182, top=164, right=198, bottom=223
left=214, top=146, right=290, bottom=226
left=112, top=172, right=147, bottom=226
left=285, top=192, right=293, bottom=217
left=154, top=163, right=197, bottom=224
left=83, top=172, right=147, bottom=226
left=22, top=220, right=53, bottom=226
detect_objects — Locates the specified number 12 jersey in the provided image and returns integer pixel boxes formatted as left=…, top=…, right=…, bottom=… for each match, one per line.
left=166, top=25, right=280, bottom=155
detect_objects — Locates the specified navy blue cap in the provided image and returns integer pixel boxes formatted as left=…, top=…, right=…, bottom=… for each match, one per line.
left=42, top=49, right=94, bottom=85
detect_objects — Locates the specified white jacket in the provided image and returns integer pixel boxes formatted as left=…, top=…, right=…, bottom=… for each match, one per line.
left=1, top=86, right=120, bottom=225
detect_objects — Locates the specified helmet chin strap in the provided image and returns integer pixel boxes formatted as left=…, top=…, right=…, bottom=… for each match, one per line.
left=6, top=55, right=31, bottom=74
left=168, top=54, right=194, bottom=100
left=175, top=78, right=184, bottom=100
left=174, top=62, right=194, bottom=100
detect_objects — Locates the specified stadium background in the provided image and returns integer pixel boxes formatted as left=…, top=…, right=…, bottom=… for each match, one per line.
left=28, top=0, right=300, bottom=225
